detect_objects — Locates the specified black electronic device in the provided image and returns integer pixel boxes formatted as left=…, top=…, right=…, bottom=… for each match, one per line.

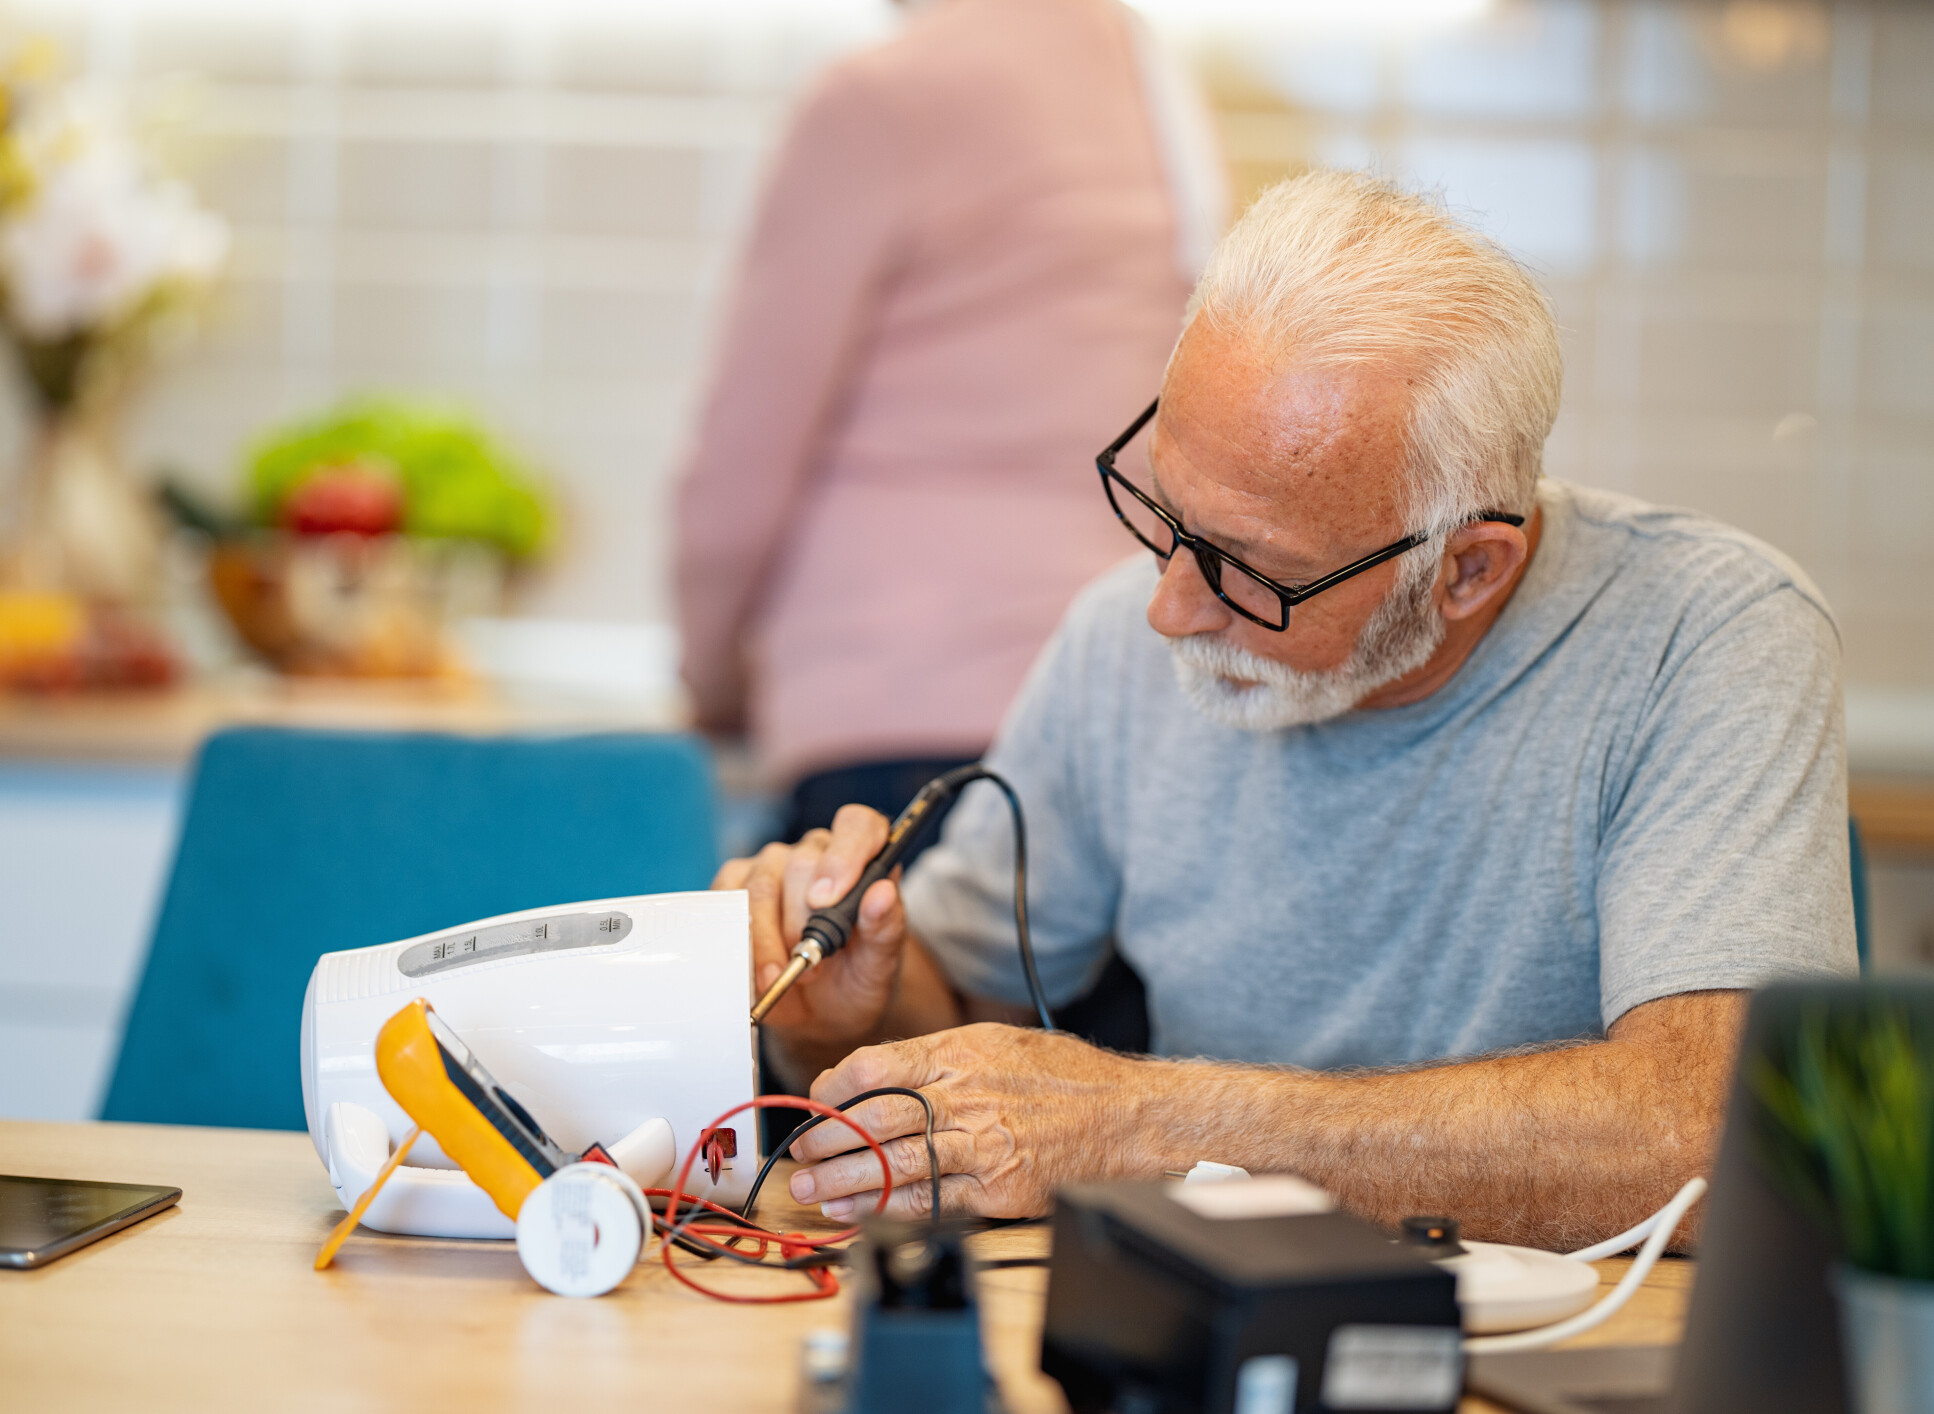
left=0, top=1173, right=181, bottom=1269
left=800, top=1219, right=998, bottom=1414
left=1040, top=1180, right=1463, bottom=1414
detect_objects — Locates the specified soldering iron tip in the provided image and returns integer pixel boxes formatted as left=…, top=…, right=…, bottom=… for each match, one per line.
left=749, top=952, right=814, bottom=1026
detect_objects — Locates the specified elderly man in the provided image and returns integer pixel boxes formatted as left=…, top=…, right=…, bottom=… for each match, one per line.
left=719, top=170, right=1856, bottom=1249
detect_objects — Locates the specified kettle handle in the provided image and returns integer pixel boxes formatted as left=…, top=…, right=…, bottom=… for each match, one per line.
left=323, top=1103, right=680, bottom=1239
left=323, top=1101, right=515, bottom=1239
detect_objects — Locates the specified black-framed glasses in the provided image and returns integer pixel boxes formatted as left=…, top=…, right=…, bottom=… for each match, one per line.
left=1096, top=398, right=1525, bottom=632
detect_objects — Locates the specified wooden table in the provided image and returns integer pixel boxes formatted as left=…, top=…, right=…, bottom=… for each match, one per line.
left=0, top=678, right=682, bottom=766
left=0, top=1121, right=1688, bottom=1413
left=1850, top=776, right=1934, bottom=858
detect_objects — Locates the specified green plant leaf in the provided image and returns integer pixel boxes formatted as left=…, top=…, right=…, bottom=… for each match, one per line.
left=1751, top=1002, right=1934, bottom=1279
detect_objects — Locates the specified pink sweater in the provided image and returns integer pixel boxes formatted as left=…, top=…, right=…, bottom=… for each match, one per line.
left=674, top=0, right=1196, bottom=781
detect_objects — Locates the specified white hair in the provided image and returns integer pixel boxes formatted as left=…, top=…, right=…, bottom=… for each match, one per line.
left=1183, top=168, right=1563, bottom=535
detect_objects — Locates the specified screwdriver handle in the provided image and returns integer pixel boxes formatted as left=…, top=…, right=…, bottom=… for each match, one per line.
left=798, top=769, right=970, bottom=959
left=797, top=853, right=893, bottom=959
left=750, top=765, right=987, bottom=1026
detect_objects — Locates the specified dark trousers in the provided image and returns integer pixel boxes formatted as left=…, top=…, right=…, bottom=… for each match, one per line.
left=780, top=754, right=983, bottom=856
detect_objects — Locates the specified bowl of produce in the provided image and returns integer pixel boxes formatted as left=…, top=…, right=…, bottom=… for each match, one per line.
left=206, top=399, right=551, bottom=677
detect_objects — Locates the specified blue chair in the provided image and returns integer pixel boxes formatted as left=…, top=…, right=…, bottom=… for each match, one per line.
left=1850, top=816, right=1871, bottom=975
left=101, top=727, right=719, bottom=1131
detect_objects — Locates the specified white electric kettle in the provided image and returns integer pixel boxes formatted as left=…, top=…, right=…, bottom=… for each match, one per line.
left=300, top=890, right=756, bottom=1238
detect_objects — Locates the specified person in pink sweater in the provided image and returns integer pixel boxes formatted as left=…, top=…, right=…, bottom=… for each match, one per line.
left=674, top=0, right=1222, bottom=844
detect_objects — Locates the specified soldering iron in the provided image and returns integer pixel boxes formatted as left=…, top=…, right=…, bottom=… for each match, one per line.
left=749, top=764, right=1053, bottom=1031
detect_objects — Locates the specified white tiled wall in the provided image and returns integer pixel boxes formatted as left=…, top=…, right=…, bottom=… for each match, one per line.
left=0, top=0, right=1925, bottom=690
left=1, top=0, right=891, bottom=629
left=1192, top=0, right=1934, bottom=691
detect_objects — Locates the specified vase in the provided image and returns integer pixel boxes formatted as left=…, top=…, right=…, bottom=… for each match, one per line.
left=3, top=409, right=163, bottom=606
left=1835, top=1266, right=1934, bottom=1414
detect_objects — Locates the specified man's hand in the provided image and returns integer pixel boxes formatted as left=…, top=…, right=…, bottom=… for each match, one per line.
left=716, top=804, right=904, bottom=1046
left=713, top=806, right=967, bottom=1082
left=788, top=1024, right=1157, bottom=1219
left=782, top=991, right=1747, bottom=1249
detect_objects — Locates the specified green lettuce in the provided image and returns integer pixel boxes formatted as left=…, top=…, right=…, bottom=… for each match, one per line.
left=245, top=398, right=551, bottom=560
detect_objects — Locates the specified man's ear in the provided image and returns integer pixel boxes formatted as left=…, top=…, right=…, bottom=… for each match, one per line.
left=1438, top=519, right=1531, bottom=621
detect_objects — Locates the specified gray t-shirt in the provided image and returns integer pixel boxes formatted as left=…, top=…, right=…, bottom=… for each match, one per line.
left=903, top=480, right=1858, bottom=1068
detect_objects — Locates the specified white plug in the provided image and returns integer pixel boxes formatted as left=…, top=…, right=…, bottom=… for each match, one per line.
left=515, top=1162, right=650, bottom=1298
left=1182, top=1161, right=1252, bottom=1184
left=1461, top=1176, right=1709, bottom=1353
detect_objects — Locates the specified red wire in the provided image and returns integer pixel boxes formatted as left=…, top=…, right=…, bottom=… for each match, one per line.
left=655, top=1094, right=893, bottom=1303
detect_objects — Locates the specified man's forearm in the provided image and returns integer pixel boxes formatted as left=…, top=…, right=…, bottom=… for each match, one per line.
left=1127, top=991, right=1744, bottom=1249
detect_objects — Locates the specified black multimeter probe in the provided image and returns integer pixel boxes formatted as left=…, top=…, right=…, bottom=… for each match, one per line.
left=747, top=764, right=1053, bottom=1032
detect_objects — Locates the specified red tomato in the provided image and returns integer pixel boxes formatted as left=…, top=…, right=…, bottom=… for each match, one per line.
left=284, top=461, right=404, bottom=537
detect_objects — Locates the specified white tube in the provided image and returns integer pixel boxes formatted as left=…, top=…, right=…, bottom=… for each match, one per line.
left=1568, top=1207, right=1670, bottom=1264
left=1463, top=1177, right=1707, bottom=1354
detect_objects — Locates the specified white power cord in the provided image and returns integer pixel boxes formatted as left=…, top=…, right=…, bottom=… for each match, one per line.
left=1566, top=1184, right=1696, bottom=1265
left=1462, top=1176, right=1708, bottom=1354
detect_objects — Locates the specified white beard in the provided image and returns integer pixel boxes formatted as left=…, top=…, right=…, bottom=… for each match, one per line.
left=1166, top=547, right=1447, bottom=731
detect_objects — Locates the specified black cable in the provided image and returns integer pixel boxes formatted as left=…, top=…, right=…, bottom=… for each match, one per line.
left=660, top=1225, right=753, bottom=1263
left=649, top=1213, right=838, bottom=1270
left=649, top=1216, right=828, bottom=1270
left=650, top=1086, right=938, bottom=1273
left=917, top=766, right=1054, bottom=1033
left=964, top=768, right=1056, bottom=1034
left=647, top=1195, right=774, bottom=1263
left=974, top=1256, right=1050, bottom=1269
left=651, top=1184, right=843, bottom=1270
left=662, top=1083, right=992, bottom=1271
left=742, top=1086, right=939, bottom=1225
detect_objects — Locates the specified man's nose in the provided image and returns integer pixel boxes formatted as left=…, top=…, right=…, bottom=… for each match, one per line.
left=1146, top=549, right=1233, bottom=639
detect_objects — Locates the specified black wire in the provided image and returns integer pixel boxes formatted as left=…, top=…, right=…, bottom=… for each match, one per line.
left=975, top=1256, right=1050, bottom=1269
left=741, top=1086, right=939, bottom=1225
left=651, top=1189, right=839, bottom=1270
left=650, top=1085, right=938, bottom=1273
left=965, top=768, right=1056, bottom=1034
left=646, top=1196, right=773, bottom=1263
left=649, top=1213, right=836, bottom=1270
left=660, top=1225, right=753, bottom=1263
left=922, top=766, right=1054, bottom=1033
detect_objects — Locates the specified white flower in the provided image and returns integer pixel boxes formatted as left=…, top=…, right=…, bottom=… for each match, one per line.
left=0, top=101, right=228, bottom=342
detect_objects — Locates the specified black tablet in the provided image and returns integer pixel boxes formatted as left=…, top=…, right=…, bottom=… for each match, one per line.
left=0, top=1174, right=181, bottom=1269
